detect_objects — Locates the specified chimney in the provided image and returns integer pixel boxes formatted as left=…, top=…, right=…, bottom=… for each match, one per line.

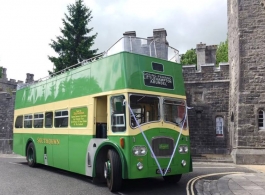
left=26, top=73, right=34, bottom=83
left=153, top=28, right=168, bottom=45
left=196, top=43, right=206, bottom=71
left=123, top=31, right=136, bottom=37
left=205, top=45, right=218, bottom=64
left=1, top=68, right=7, bottom=80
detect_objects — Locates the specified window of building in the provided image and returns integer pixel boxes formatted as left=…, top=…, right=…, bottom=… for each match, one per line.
left=34, top=113, right=44, bottom=128
left=258, top=110, right=265, bottom=130
left=45, top=112, right=53, bottom=128
left=110, top=95, right=126, bottom=132
left=15, top=115, right=23, bottom=128
left=54, top=110, right=68, bottom=128
left=24, top=114, right=33, bottom=128
left=216, top=117, right=224, bottom=137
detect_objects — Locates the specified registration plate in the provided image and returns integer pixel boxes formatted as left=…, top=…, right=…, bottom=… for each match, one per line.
left=156, top=168, right=171, bottom=174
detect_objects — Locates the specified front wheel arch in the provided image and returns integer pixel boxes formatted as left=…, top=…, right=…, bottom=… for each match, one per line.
left=93, top=142, right=126, bottom=179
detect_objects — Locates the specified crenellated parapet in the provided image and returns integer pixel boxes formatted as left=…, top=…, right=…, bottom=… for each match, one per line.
left=0, top=67, right=34, bottom=92
left=182, top=62, right=229, bottom=83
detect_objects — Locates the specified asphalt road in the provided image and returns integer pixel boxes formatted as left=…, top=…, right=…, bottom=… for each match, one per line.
left=0, top=157, right=256, bottom=195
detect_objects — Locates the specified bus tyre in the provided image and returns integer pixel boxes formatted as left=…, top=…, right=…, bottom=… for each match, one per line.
left=26, top=142, right=37, bottom=167
left=163, top=174, right=182, bottom=183
left=104, top=149, right=122, bottom=192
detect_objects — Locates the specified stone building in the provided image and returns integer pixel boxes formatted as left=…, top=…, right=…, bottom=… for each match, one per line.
left=183, top=45, right=230, bottom=155
left=0, top=68, right=34, bottom=153
left=228, top=0, right=265, bottom=164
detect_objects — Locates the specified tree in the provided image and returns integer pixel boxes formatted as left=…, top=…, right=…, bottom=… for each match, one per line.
left=216, top=39, right=228, bottom=65
left=180, top=49, right=197, bottom=65
left=48, top=0, right=98, bottom=74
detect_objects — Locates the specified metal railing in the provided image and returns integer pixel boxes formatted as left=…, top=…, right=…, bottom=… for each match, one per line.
left=104, top=36, right=180, bottom=63
left=17, top=37, right=180, bottom=90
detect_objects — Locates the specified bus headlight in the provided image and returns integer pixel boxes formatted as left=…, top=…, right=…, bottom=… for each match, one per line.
left=184, top=145, right=189, bottom=153
left=179, top=145, right=188, bottom=154
left=133, top=146, right=147, bottom=156
left=178, top=146, right=183, bottom=153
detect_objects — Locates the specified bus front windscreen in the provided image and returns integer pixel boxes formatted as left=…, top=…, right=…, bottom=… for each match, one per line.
left=129, top=94, right=160, bottom=127
left=163, top=99, right=186, bottom=128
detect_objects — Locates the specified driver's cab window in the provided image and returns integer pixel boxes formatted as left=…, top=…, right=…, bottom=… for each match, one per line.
left=163, top=99, right=187, bottom=128
left=110, top=95, right=126, bottom=132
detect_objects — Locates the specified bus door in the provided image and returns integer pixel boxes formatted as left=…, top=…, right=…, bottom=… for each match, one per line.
left=94, top=96, right=108, bottom=138
left=109, top=95, right=126, bottom=133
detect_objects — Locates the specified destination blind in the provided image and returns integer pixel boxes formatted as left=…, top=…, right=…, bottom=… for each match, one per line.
left=143, top=71, right=174, bottom=89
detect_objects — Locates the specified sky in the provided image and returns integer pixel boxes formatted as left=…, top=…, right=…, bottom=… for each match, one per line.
left=0, top=0, right=227, bottom=82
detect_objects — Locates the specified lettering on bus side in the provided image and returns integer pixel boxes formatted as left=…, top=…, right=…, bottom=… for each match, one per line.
left=70, top=107, right=88, bottom=127
left=143, top=71, right=174, bottom=90
left=37, top=138, right=60, bottom=145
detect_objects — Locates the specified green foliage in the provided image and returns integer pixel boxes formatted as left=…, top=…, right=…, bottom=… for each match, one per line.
left=180, top=49, right=197, bottom=65
left=216, top=39, right=228, bottom=65
left=48, top=0, right=98, bottom=74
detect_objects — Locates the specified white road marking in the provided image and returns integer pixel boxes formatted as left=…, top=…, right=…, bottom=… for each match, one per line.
left=193, top=166, right=235, bottom=169
left=186, top=172, right=244, bottom=195
left=8, top=162, right=22, bottom=165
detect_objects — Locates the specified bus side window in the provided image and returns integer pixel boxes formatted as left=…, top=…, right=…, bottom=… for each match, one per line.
left=15, top=115, right=23, bottom=128
left=45, top=112, right=53, bottom=128
left=55, top=110, right=68, bottom=128
left=34, top=113, right=44, bottom=128
left=24, top=114, right=32, bottom=128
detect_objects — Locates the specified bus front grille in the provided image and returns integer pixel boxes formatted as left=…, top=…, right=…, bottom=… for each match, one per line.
left=151, top=137, right=174, bottom=158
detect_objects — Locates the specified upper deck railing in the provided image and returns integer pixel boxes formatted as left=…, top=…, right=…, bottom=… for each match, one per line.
left=17, top=37, right=180, bottom=90
left=104, top=36, right=180, bottom=63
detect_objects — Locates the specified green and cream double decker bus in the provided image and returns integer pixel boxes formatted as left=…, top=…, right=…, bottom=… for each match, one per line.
left=13, top=36, right=192, bottom=192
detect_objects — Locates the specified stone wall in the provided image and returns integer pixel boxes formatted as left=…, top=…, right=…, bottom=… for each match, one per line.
left=183, top=63, right=230, bottom=155
left=0, top=92, right=15, bottom=153
left=0, top=68, right=34, bottom=154
left=228, top=0, right=265, bottom=164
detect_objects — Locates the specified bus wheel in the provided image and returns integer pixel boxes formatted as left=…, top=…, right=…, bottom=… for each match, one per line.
left=26, top=142, right=37, bottom=167
left=163, top=174, right=182, bottom=183
left=104, top=149, right=122, bottom=192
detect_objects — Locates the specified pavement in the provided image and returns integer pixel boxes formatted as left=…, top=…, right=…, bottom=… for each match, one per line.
left=193, top=155, right=265, bottom=195
left=1, top=154, right=265, bottom=195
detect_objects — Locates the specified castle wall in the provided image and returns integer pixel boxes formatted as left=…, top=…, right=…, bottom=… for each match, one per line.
left=183, top=64, right=230, bottom=155
left=0, top=69, right=18, bottom=153
left=0, top=68, right=33, bottom=154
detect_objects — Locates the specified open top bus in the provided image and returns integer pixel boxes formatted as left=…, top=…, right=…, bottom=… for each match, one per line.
left=13, top=36, right=192, bottom=192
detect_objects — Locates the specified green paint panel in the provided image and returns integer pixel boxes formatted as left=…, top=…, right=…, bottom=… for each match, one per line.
left=13, top=133, right=92, bottom=175
left=15, top=52, right=185, bottom=109
left=107, top=128, right=191, bottom=179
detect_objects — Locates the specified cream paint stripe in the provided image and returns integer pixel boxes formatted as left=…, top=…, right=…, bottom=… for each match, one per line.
left=15, top=88, right=186, bottom=113
left=14, top=88, right=188, bottom=135
left=186, top=172, right=244, bottom=195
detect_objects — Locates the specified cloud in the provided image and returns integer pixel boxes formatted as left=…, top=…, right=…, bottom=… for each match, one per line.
left=0, top=0, right=227, bottom=81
